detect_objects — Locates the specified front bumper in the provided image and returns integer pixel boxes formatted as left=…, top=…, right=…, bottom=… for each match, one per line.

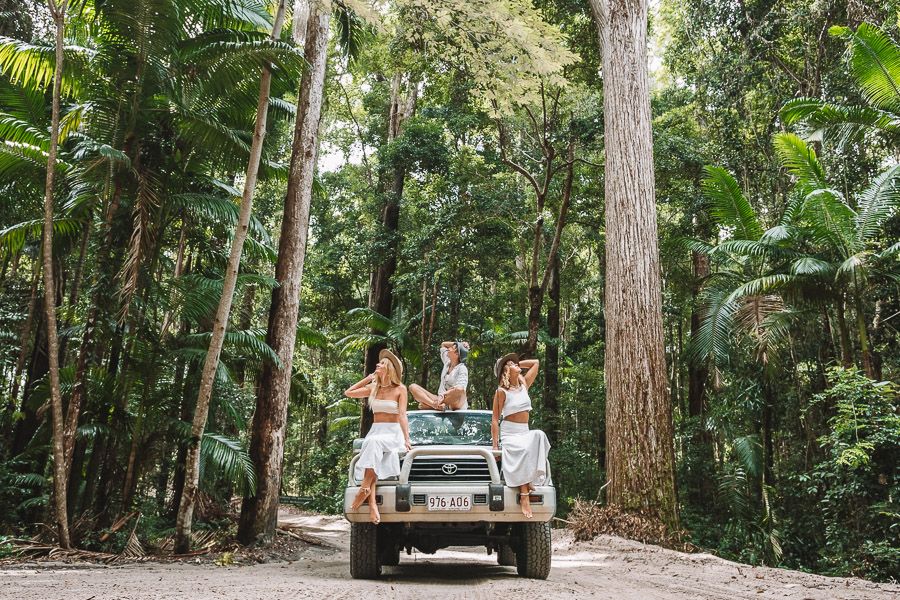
left=343, top=483, right=556, bottom=523
left=343, top=445, right=556, bottom=523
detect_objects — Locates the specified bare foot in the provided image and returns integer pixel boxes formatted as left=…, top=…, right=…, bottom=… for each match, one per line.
left=369, top=503, right=381, bottom=524
left=520, top=493, right=533, bottom=519
left=350, top=487, right=371, bottom=510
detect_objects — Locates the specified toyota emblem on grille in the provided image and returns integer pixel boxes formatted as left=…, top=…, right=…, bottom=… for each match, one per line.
left=441, top=463, right=458, bottom=475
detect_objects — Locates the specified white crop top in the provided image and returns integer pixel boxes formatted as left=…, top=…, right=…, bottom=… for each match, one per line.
left=369, top=398, right=399, bottom=415
left=499, top=386, right=532, bottom=418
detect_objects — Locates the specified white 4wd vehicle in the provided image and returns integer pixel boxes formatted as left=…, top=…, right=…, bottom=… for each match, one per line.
left=344, top=410, right=555, bottom=579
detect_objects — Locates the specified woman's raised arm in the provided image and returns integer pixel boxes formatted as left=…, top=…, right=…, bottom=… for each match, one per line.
left=520, top=359, right=540, bottom=388
left=344, top=373, right=375, bottom=398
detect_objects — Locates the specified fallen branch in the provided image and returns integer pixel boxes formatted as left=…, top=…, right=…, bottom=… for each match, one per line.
left=276, top=526, right=331, bottom=548
left=100, top=510, right=139, bottom=542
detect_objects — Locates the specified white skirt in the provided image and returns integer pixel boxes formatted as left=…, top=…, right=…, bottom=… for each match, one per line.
left=500, top=420, right=551, bottom=488
left=354, top=422, right=405, bottom=482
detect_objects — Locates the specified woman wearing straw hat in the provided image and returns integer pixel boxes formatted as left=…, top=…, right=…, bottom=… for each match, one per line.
left=491, top=352, right=551, bottom=518
left=344, top=349, right=411, bottom=524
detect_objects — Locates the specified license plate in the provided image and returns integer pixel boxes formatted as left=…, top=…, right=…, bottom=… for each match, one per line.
left=427, top=494, right=471, bottom=511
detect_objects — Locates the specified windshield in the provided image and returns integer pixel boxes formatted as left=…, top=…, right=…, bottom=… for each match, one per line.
left=407, top=412, right=492, bottom=446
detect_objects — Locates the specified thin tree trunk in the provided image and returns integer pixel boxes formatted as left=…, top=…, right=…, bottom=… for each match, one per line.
left=42, top=0, right=70, bottom=549
left=852, top=284, right=873, bottom=378
left=522, top=140, right=575, bottom=355
left=687, top=250, right=713, bottom=506
left=544, top=252, right=560, bottom=445
left=173, top=1, right=288, bottom=553
left=419, top=274, right=438, bottom=388
left=835, top=297, right=853, bottom=368
left=9, top=259, right=40, bottom=405
left=237, top=0, right=330, bottom=546
left=361, top=74, right=417, bottom=436
left=590, top=0, right=678, bottom=529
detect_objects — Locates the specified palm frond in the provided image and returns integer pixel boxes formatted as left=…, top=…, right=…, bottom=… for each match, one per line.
left=780, top=98, right=900, bottom=148
left=0, top=37, right=95, bottom=96
left=337, top=332, right=388, bottom=354
left=790, top=257, right=833, bottom=277
left=297, top=324, right=329, bottom=348
left=170, top=192, right=269, bottom=241
left=731, top=435, right=763, bottom=479
left=200, top=432, right=256, bottom=496
left=774, top=133, right=829, bottom=194
left=0, top=217, right=82, bottom=257
left=701, top=166, right=763, bottom=240
left=832, top=24, right=900, bottom=112
left=855, top=163, right=900, bottom=245
left=183, top=328, right=280, bottom=366
left=0, top=139, right=73, bottom=178
left=346, top=306, right=393, bottom=331
left=689, top=279, right=740, bottom=367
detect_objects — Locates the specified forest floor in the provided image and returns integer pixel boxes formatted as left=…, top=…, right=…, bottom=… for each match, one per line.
left=2, top=510, right=898, bottom=600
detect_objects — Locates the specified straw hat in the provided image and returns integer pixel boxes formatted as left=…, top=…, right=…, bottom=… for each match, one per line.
left=494, top=352, right=519, bottom=384
left=379, top=348, right=404, bottom=380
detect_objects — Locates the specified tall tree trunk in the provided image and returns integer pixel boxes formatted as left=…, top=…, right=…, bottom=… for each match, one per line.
left=687, top=250, right=713, bottom=507
left=590, top=0, right=678, bottom=529
left=419, top=274, right=438, bottom=388
left=852, top=284, right=873, bottom=378
left=835, top=297, right=853, bottom=368
left=43, top=0, right=70, bottom=549
left=522, top=140, right=575, bottom=356
left=173, top=1, right=288, bottom=553
left=544, top=252, right=561, bottom=445
left=361, top=73, right=417, bottom=436
left=237, top=0, right=330, bottom=546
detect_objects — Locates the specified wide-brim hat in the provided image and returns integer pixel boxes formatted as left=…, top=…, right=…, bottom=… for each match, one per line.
left=379, top=348, right=403, bottom=379
left=494, top=352, right=519, bottom=383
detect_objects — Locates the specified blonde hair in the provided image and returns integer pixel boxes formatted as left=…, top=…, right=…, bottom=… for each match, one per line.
left=499, top=362, right=522, bottom=390
left=368, top=358, right=402, bottom=402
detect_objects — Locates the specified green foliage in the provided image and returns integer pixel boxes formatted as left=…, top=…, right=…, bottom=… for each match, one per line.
left=808, top=368, right=900, bottom=580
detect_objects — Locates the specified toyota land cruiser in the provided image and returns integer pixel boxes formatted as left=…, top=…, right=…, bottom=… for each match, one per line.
left=343, top=410, right=555, bottom=579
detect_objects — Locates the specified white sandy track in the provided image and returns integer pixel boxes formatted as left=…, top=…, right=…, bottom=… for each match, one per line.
left=2, top=512, right=897, bottom=600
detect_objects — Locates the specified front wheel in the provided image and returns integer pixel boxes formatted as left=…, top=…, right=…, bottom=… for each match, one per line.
left=350, top=523, right=381, bottom=579
left=515, top=522, right=551, bottom=579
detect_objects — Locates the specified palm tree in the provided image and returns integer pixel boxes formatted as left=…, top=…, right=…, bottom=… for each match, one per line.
left=0, top=0, right=301, bottom=539
left=781, top=23, right=900, bottom=149
left=772, top=132, right=900, bottom=377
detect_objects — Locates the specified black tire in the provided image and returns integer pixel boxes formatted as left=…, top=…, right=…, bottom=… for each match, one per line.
left=350, top=523, right=381, bottom=579
left=515, top=522, right=551, bottom=579
left=497, top=544, right=517, bottom=566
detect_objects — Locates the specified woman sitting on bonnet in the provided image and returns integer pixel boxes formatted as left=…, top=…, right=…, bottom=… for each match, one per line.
left=491, top=353, right=551, bottom=518
left=344, top=349, right=411, bottom=524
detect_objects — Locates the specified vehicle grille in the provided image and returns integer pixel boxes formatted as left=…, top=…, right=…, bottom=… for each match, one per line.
left=408, top=457, right=492, bottom=482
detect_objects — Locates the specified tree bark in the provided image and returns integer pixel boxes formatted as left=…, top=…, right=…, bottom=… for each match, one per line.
left=835, top=297, right=853, bottom=368
left=237, top=0, right=330, bottom=546
left=8, top=259, right=40, bottom=407
left=42, top=0, right=71, bottom=549
left=687, top=250, right=713, bottom=507
left=173, top=1, right=288, bottom=553
left=590, top=0, right=678, bottom=529
left=544, top=252, right=561, bottom=445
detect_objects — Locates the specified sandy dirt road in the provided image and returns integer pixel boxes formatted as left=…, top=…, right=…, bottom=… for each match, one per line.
left=3, top=512, right=897, bottom=600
